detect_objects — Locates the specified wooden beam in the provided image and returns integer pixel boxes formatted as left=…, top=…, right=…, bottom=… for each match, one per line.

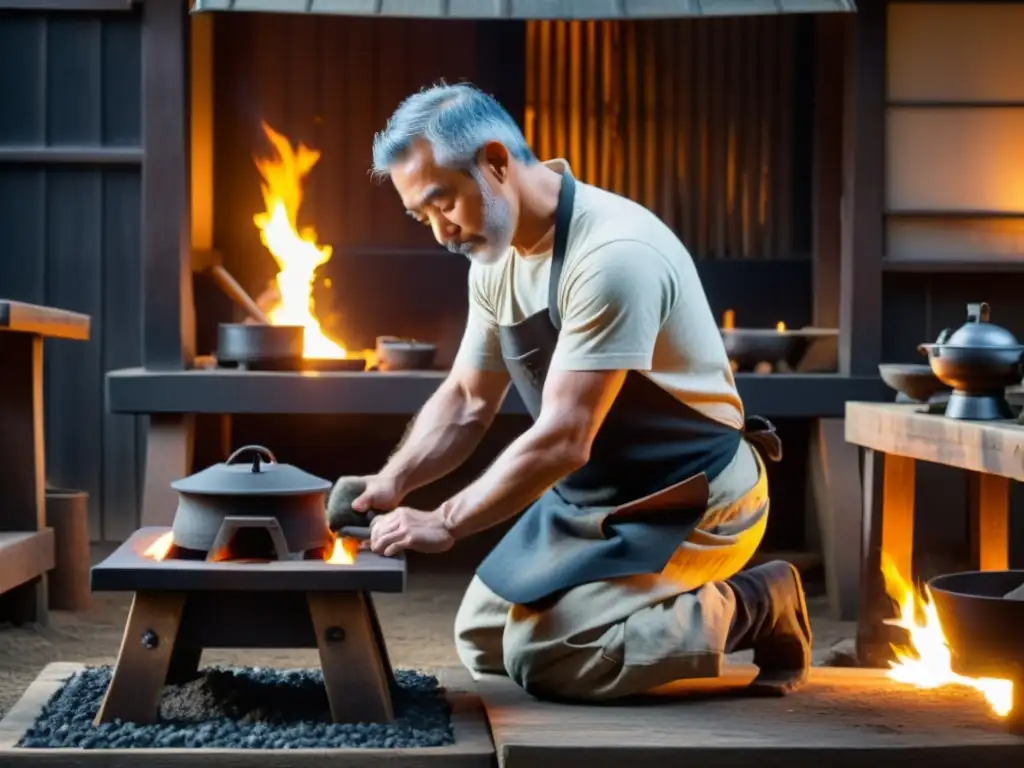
left=142, top=0, right=195, bottom=370
left=838, top=0, right=886, bottom=375
left=811, top=14, right=846, bottom=329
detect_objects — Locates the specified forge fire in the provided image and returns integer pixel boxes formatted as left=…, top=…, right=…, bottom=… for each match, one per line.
left=252, top=122, right=373, bottom=364
left=881, top=554, right=1014, bottom=718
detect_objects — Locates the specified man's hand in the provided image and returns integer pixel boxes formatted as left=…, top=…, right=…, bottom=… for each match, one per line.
left=367, top=507, right=455, bottom=557
left=351, top=474, right=405, bottom=513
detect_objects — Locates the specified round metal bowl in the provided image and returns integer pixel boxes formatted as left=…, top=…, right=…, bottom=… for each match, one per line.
left=376, top=336, right=437, bottom=371
left=927, top=570, right=1024, bottom=680
left=878, top=363, right=950, bottom=403
left=721, top=328, right=836, bottom=372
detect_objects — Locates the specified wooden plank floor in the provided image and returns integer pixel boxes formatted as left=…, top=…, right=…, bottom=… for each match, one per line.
left=476, top=664, right=1024, bottom=768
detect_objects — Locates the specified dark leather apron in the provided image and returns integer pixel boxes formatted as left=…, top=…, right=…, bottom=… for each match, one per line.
left=475, top=171, right=782, bottom=606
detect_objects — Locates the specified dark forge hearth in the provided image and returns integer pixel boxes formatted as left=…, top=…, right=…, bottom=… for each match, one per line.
left=89, top=446, right=406, bottom=729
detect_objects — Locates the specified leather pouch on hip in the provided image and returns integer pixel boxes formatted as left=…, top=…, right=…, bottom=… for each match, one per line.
left=601, top=472, right=710, bottom=532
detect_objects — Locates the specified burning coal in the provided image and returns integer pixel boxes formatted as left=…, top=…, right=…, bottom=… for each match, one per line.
left=141, top=530, right=360, bottom=566
left=881, top=553, right=1013, bottom=717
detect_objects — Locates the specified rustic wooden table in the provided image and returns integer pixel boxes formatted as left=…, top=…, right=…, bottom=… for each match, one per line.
left=845, top=401, right=1022, bottom=665
left=0, top=300, right=90, bottom=626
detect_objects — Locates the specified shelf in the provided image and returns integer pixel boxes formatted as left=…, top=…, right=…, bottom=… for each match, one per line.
left=0, top=529, right=55, bottom=596
left=882, top=259, right=1024, bottom=273
left=0, top=300, right=91, bottom=341
left=107, top=368, right=890, bottom=419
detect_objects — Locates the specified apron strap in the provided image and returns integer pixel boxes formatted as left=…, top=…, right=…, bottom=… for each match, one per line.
left=744, top=415, right=783, bottom=463
left=547, top=170, right=577, bottom=331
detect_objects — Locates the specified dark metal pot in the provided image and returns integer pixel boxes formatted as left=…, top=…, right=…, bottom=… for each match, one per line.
left=721, top=328, right=837, bottom=372
left=217, top=323, right=304, bottom=366
left=928, top=570, right=1024, bottom=732
left=917, top=303, right=1024, bottom=420
left=169, top=445, right=333, bottom=559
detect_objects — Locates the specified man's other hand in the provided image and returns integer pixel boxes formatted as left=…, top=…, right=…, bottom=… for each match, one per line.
left=367, top=507, right=455, bottom=557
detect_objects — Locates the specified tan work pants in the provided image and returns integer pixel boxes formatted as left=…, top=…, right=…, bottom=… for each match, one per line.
left=454, top=441, right=769, bottom=701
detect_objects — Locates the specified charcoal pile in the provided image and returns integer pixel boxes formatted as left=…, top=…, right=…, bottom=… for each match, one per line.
left=17, top=666, right=454, bottom=750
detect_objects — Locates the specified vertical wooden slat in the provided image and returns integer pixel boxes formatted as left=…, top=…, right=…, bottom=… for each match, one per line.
left=584, top=21, right=597, bottom=183
left=569, top=22, right=582, bottom=174
left=553, top=21, right=566, bottom=160
left=624, top=22, right=639, bottom=203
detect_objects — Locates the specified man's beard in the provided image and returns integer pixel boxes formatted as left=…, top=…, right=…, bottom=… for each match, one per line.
left=445, top=175, right=513, bottom=265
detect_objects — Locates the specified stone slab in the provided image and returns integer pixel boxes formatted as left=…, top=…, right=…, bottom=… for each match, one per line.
left=0, top=663, right=494, bottom=767
left=91, top=527, right=406, bottom=593
left=476, top=664, right=1024, bottom=768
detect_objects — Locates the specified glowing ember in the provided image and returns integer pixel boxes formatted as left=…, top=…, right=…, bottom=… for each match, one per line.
left=881, top=553, right=1014, bottom=717
left=253, top=122, right=347, bottom=360
left=143, top=531, right=174, bottom=561
left=324, top=535, right=360, bottom=565
left=776, top=321, right=786, bottom=332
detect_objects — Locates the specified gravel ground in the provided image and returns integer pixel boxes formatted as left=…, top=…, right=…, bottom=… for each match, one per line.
left=17, top=666, right=452, bottom=749
left=0, top=565, right=855, bottom=721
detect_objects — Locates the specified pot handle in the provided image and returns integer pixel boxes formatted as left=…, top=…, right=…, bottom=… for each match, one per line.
left=966, top=302, right=990, bottom=323
left=225, top=445, right=278, bottom=468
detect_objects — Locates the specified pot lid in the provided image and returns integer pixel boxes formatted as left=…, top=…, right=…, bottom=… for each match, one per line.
left=171, top=445, right=332, bottom=496
left=941, top=303, right=1021, bottom=348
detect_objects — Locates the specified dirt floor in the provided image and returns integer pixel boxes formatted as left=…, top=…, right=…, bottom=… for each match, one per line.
left=0, top=563, right=856, bottom=719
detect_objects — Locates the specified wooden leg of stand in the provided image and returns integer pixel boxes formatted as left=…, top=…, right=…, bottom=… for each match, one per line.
left=307, top=591, right=394, bottom=724
left=94, top=592, right=186, bottom=725
left=365, top=592, right=397, bottom=689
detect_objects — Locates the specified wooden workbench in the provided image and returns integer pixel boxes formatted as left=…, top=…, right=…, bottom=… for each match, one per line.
left=0, top=300, right=90, bottom=626
left=844, top=401, right=1022, bottom=665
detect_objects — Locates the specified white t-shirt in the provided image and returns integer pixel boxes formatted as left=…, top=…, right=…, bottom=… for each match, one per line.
left=454, top=160, right=758, bottom=505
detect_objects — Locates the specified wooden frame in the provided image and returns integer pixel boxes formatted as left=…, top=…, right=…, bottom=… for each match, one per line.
left=0, top=663, right=495, bottom=767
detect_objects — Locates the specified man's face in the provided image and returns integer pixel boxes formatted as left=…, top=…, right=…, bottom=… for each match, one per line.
left=390, top=139, right=514, bottom=265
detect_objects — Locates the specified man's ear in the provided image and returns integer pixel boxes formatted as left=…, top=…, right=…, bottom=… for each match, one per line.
left=480, top=141, right=510, bottom=183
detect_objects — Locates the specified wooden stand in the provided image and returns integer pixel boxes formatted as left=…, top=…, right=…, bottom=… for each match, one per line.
left=0, top=300, right=90, bottom=626
left=94, top=589, right=395, bottom=725
left=845, top=402, right=1017, bottom=666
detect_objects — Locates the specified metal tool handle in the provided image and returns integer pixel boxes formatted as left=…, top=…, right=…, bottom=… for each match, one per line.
left=967, top=302, right=990, bottom=324
left=225, top=445, right=278, bottom=466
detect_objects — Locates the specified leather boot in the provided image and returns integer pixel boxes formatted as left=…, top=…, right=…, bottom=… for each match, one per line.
left=724, top=560, right=812, bottom=695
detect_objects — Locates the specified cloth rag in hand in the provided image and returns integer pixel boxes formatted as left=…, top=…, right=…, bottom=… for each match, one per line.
left=326, top=476, right=372, bottom=532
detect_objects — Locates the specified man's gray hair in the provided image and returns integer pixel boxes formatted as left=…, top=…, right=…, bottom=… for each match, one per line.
left=370, top=82, right=536, bottom=182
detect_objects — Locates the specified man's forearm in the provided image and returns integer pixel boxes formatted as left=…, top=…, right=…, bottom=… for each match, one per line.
left=377, top=378, right=500, bottom=497
left=437, top=415, right=587, bottom=539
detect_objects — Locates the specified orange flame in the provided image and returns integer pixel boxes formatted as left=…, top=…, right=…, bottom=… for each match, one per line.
left=881, top=553, right=1013, bottom=717
left=253, top=122, right=347, bottom=360
left=324, top=535, right=359, bottom=565
left=143, top=531, right=175, bottom=561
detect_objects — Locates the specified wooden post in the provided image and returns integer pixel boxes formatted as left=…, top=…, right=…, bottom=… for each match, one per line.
left=142, top=0, right=195, bottom=371
left=838, top=0, right=886, bottom=376
left=44, top=489, right=92, bottom=612
left=856, top=449, right=916, bottom=666
left=967, top=472, right=1010, bottom=572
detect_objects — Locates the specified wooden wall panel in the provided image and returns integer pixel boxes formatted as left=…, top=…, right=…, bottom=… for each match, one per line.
left=0, top=7, right=143, bottom=543
left=524, top=17, right=801, bottom=260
